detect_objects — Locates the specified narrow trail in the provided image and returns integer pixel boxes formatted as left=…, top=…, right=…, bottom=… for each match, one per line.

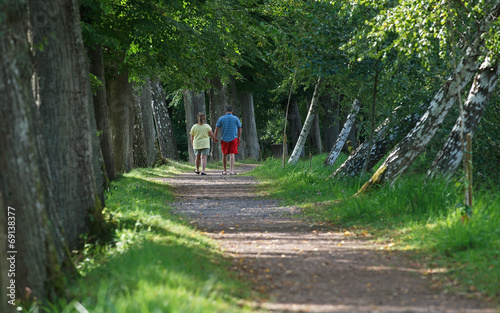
left=161, top=164, right=497, bottom=313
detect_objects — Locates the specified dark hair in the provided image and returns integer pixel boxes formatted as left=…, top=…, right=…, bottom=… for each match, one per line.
left=225, top=105, right=233, bottom=112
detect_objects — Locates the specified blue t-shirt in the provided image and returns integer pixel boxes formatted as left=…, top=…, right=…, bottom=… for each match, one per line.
left=216, top=113, right=242, bottom=142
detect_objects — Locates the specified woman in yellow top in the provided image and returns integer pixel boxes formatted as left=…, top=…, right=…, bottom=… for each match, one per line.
left=190, top=112, right=218, bottom=175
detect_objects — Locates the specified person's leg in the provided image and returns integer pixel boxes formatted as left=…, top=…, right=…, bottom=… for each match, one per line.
left=201, top=154, right=207, bottom=173
left=195, top=154, right=201, bottom=173
left=222, top=153, right=228, bottom=174
left=229, top=154, right=235, bottom=173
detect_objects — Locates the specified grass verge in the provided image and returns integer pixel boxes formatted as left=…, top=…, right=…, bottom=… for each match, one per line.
left=250, top=154, right=500, bottom=303
left=24, top=161, right=257, bottom=313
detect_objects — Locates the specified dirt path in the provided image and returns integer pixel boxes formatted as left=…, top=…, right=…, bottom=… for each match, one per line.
left=162, top=164, right=497, bottom=313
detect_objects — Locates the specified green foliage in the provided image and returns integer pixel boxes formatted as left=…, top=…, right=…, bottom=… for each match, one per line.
left=23, top=165, right=255, bottom=313
left=251, top=154, right=500, bottom=300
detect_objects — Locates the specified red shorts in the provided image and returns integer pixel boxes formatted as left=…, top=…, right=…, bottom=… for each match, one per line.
left=221, top=138, right=239, bottom=155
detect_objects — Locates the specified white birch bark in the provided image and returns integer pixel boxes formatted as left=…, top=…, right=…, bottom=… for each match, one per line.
left=324, top=99, right=361, bottom=166
left=288, top=77, right=322, bottom=165
left=430, top=57, right=500, bottom=177
left=359, top=39, right=483, bottom=191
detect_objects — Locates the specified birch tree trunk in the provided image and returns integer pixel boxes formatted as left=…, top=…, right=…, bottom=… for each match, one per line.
left=324, top=99, right=361, bottom=166
left=152, top=80, right=179, bottom=160
left=331, top=105, right=423, bottom=179
left=358, top=39, right=483, bottom=192
left=1, top=1, right=64, bottom=300
left=430, top=57, right=500, bottom=177
left=209, top=77, right=227, bottom=162
left=288, top=77, right=323, bottom=165
left=184, top=89, right=206, bottom=164
left=239, top=92, right=261, bottom=160
left=30, top=0, right=102, bottom=249
left=88, top=45, right=117, bottom=181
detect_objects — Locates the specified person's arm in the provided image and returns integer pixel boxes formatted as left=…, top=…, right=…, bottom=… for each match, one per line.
left=237, top=127, right=242, bottom=146
left=214, top=127, right=219, bottom=139
left=209, top=130, right=218, bottom=142
left=190, top=134, right=194, bottom=145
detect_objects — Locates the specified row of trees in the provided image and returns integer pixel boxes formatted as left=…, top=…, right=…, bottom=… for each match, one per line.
left=1, top=0, right=500, bottom=310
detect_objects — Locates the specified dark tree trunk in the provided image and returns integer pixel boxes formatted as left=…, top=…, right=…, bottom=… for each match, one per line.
left=359, top=38, right=483, bottom=192
left=430, top=58, right=500, bottom=177
left=107, top=64, right=135, bottom=173
left=88, top=45, right=117, bottom=181
left=287, top=99, right=304, bottom=157
left=239, top=92, right=260, bottom=160
left=139, top=78, right=158, bottom=166
left=184, top=89, right=206, bottom=164
left=309, top=113, right=323, bottom=154
left=1, top=1, right=64, bottom=301
left=133, top=86, right=148, bottom=168
left=30, top=0, right=101, bottom=249
left=331, top=104, right=423, bottom=179
left=209, top=77, right=227, bottom=162
left=321, top=94, right=340, bottom=152
left=151, top=80, right=179, bottom=160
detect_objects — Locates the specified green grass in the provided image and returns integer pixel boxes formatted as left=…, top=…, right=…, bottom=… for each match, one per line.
left=250, top=154, right=500, bottom=302
left=24, top=163, right=258, bottom=313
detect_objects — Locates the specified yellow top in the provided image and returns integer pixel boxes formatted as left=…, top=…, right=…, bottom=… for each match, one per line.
left=190, top=123, right=212, bottom=149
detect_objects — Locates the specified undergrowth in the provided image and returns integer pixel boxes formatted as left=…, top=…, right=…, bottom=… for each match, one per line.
left=251, top=154, right=500, bottom=302
left=23, top=163, right=257, bottom=313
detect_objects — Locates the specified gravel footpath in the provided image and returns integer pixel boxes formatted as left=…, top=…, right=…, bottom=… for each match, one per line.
left=160, top=164, right=497, bottom=313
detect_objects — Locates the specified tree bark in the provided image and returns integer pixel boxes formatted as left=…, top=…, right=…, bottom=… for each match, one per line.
left=430, top=57, right=500, bottom=177
left=330, top=104, right=423, bottom=179
left=310, top=113, right=323, bottom=154
left=139, top=78, right=158, bottom=167
left=321, top=94, right=340, bottom=152
left=1, top=1, right=64, bottom=300
left=287, top=99, right=304, bottom=158
left=239, top=92, right=260, bottom=160
left=358, top=38, right=483, bottom=193
left=288, top=77, right=323, bottom=165
left=133, top=86, right=148, bottom=168
left=184, top=89, right=207, bottom=164
left=107, top=64, right=135, bottom=173
left=209, top=77, right=227, bottom=162
left=151, top=80, right=179, bottom=160
left=324, top=99, right=361, bottom=166
left=88, top=45, right=117, bottom=181
left=30, top=0, right=101, bottom=249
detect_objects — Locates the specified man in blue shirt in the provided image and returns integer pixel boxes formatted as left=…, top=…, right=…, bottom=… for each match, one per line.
left=214, top=105, right=242, bottom=175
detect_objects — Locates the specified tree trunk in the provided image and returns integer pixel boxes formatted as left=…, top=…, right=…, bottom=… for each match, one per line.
left=288, top=77, right=323, bottom=165
left=358, top=38, right=483, bottom=193
left=107, top=65, right=135, bottom=173
left=309, top=112, right=323, bottom=154
left=239, top=92, right=260, bottom=160
left=324, top=99, right=361, bottom=166
left=331, top=104, right=423, bottom=179
left=133, top=86, right=148, bottom=168
left=430, top=57, right=500, bottom=177
left=0, top=1, right=64, bottom=300
left=184, top=89, right=206, bottom=164
left=87, top=45, right=117, bottom=181
left=209, top=77, right=227, bottom=162
left=287, top=99, right=304, bottom=157
left=139, top=78, right=158, bottom=167
left=321, top=94, right=340, bottom=152
left=30, top=0, right=102, bottom=249
left=151, top=80, right=179, bottom=160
